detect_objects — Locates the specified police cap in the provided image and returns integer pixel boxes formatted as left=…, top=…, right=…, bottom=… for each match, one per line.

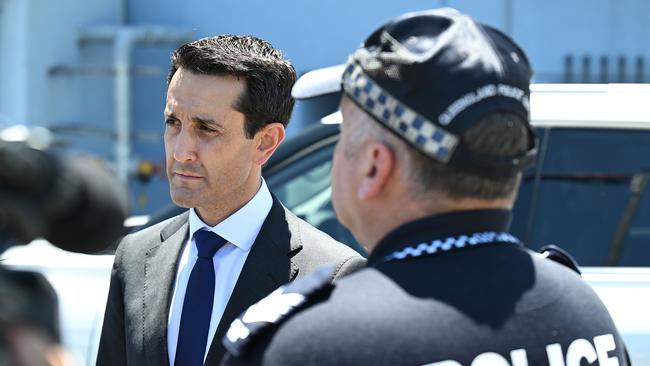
left=341, top=8, right=537, bottom=177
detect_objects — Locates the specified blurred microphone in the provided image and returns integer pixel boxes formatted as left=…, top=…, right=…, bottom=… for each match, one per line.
left=0, top=140, right=129, bottom=254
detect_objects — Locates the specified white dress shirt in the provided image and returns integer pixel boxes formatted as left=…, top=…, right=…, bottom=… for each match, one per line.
left=167, top=179, right=273, bottom=364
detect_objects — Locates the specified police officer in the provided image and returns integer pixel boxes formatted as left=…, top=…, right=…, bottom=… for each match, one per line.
left=220, top=8, right=630, bottom=366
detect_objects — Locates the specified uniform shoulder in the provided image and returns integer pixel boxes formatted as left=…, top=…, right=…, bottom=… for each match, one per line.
left=221, top=267, right=393, bottom=366
left=537, top=244, right=581, bottom=274
left=529, top=245, right=590, bottom=290
left=222, top=265, right=336, bottom=362
left=528, top=245, right=614, bottom=313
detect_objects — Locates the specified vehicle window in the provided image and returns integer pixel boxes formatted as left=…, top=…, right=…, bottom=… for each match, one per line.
left=266, top=125, right=650, bottom=267
left=265, top=144, right=367, bottom=256
left=510, top=127, right=547, bottom=246
left=522, top=128, right=650, bottom=266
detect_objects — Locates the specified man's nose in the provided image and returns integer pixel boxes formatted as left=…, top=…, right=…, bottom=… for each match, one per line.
left=173, top=127, right=198, bottom=162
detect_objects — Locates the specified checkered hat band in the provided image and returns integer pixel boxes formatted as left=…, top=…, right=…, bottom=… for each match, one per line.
left=342, top=61, right=459, bottom=164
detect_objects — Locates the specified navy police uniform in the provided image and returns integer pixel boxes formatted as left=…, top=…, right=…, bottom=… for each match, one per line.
left=222, top=210, right=629, bottom=365
left=221, top=7, right=629, bottom=366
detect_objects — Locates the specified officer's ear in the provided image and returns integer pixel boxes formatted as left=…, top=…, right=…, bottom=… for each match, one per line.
left=252, top=122, right=285, bottom=166
left=358, top=141, right=395, bottom=200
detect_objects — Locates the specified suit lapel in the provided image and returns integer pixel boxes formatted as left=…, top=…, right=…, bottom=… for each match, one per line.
left=204, top=195, right=301, bottom=364
left=143, top=212, right=189, bottom=366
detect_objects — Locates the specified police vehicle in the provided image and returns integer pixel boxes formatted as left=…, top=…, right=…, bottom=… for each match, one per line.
left=3, top=77, right=650, bottom=364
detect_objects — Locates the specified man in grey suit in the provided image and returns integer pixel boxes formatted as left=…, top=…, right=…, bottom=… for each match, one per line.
left=96, top=35, right=365, bottom=366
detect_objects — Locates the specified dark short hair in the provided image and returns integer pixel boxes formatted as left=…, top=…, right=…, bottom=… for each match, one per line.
left=168, top=35, right=297, bottom=138
left=407, top=112, right=530, bottom=200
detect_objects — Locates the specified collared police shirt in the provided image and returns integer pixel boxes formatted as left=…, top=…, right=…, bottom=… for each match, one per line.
left=221, top=210, right=629, bottom=366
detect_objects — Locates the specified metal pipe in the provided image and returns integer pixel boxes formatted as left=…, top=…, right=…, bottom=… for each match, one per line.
left=119, top=0, right=128, bottom=25
left=114, top=30, right=135, bottom=183
left=564, top=55, right=573, bottom=83
left=48, top=65, right=161, bottom=77
left=79, top=27, right=194, bottom=46
left=503, top=0, right=514, bottom=36
left=79, top=27, right=193, bottom=184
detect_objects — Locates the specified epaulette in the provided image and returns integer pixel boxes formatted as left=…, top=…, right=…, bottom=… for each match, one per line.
left=222, top=265, right=336, bottom=358
left=538, top=244, right=581, bottom=275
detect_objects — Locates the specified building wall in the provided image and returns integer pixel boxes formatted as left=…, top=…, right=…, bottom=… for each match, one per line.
left=125, top=0, right=650, bottom=138
left=513, top=0, right=650, bottom=83
left=125, top=0, right=650, bottom=82
left=0, top=0, right=119, bottom=126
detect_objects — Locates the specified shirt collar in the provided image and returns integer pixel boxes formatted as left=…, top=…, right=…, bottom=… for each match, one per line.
left=188, top=179, right=273, bottom=251
left=368, top=209, right=513, bottom=265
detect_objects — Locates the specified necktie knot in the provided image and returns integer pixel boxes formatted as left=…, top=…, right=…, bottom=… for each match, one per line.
left=193, top=230, right=227, bottom=258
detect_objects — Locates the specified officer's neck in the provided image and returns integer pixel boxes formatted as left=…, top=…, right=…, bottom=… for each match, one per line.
left=360, top=194, right=513, bottom=254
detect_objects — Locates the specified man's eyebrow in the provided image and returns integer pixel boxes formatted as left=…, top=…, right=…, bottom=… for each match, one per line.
left=193, top=115, right=225, bottom=130
left=163, top=113, right=224, bottom=129
left=192, top=115, right=216, bottom=124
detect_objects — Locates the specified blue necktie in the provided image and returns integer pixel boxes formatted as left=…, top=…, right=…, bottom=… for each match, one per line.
left=175, top=230, right=227, bottom=366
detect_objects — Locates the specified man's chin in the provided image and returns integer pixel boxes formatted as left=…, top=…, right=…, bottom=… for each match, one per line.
left=169, top=189, right=198, bottom=209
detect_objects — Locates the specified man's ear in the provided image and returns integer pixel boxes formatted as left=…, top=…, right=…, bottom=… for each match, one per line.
left=357, top=142, right=395, bottom=201
left=253, top=122, right=285, bottom=165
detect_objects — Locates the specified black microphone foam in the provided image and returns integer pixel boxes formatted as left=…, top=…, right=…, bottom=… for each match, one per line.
left=43, top=157, right=129, bottom=253
left=0, top=143, right=129, bottom=253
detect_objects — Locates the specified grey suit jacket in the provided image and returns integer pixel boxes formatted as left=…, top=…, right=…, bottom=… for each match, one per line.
left=96, top=195, right=365, bottom=365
